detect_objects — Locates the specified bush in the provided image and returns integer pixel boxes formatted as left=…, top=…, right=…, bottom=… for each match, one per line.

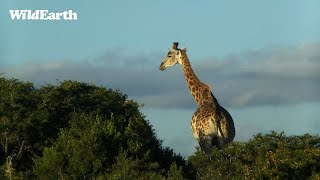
left=1, top=76, right=319, bottom=179
left=188, top=132, right=320, bottom=179
left=0, top=76, right=189, bottom=178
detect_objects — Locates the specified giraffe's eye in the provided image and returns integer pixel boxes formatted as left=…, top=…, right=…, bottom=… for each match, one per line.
left=168, top=55, right=172, bottom=58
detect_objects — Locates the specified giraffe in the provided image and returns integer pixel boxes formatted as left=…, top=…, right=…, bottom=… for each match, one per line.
left=159, top=42, right=235, bottom=154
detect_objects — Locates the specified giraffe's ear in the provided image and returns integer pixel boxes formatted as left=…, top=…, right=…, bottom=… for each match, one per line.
left=181, top=48, right=187, bottom=52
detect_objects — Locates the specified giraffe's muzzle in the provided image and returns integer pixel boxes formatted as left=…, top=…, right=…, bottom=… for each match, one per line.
left=159, top=62, right=166, bottom=71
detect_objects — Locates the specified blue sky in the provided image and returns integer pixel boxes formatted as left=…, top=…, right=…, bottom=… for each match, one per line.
left=2, top=1, right=320, bottom=63
left=1, top=1, right=320, bottom=156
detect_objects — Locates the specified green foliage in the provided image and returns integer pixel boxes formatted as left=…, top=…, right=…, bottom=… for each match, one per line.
left=0, top=76, right=40, bottom=172
left=34, top=114, right=113, bottom=178
left=0, top=76, right=188, bottom=178
left=189, top=131, right=320, bottom=179
left=1, top=75, right=319, bottom=179
left=33, top=112, right=188, bottom=179
left=34, top=112, right=154, bottom=178
left=105, top=152, right=163, bottom=179
left=104, top=153, right=185, bottom=180
left=167, top=162, right=184, bottom=180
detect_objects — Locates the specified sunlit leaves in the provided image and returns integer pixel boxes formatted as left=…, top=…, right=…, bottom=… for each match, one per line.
left=189, top=132, right=320, bottom=179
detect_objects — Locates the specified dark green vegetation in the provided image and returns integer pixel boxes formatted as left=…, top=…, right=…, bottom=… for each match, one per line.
left=0, top=75, right=319, bottom=179
left=190, top=132, right=320, bottom=179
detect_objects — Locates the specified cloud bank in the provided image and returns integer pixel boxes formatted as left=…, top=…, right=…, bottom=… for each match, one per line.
left=1, top=42, right=320, bottom=109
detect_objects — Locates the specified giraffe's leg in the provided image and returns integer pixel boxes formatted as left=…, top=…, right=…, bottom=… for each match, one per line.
left=208, top=117, right=222, bottom=148
left=199, top=132, right=215, bottom=155
left=216, top=118, right=226, bottom=147
left=219, top=106, right=235, bottom=144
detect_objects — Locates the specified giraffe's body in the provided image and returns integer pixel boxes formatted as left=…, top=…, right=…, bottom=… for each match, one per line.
left=160, top=42, right=235, bottom=154
left=191, top=103, right=235, bottom=153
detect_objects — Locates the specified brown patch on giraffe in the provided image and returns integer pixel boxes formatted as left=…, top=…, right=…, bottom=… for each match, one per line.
left=196, top=92, right=200, bottom=99
left=191, top=87, right=196, bottom=92
left=201, top=92, right=205, bottom=97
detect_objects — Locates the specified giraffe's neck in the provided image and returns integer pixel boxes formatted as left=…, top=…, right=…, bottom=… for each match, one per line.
left=180, top=52, right=218, bottom=106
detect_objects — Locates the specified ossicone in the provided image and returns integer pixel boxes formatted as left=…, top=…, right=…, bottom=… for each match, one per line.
left=172, top=42, right=179, bottom=49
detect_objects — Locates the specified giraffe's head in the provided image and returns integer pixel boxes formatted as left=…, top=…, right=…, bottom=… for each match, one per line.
left=159, top=42, right=186, bottom=71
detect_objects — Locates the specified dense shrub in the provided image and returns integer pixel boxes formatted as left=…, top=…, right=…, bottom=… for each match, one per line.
left=189, top=132, right=320, bottom=179
left=0, top=76, right=188, bottom=179
left=1, top=75, right=319, bottom=179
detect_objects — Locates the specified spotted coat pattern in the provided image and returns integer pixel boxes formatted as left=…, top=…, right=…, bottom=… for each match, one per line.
left=180, top=49, right=235, bottom=154
left=160, top=43, right=235, bottom=155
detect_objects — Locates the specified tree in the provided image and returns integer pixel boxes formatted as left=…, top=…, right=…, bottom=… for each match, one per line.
left=0, top=76, right=190, bottom=178
left=2, top=75, right=319, bottom=179
left=188, top=132, right=320, bottom=179
left=0, top=76, right=40, bottom=176
left=33, top=111, right=189, bottom=178
left=105, top=153, right=184, bottom=180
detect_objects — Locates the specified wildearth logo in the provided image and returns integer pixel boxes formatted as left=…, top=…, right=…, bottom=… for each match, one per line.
left=9, top=10, right=78, bottom=20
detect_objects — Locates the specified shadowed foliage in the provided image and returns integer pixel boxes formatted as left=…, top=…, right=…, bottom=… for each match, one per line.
left=189, top=132, right=320, bottom=179
left=0, top=76, right=191, bottom=179
left=0, top=75, right=319, bottom=179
